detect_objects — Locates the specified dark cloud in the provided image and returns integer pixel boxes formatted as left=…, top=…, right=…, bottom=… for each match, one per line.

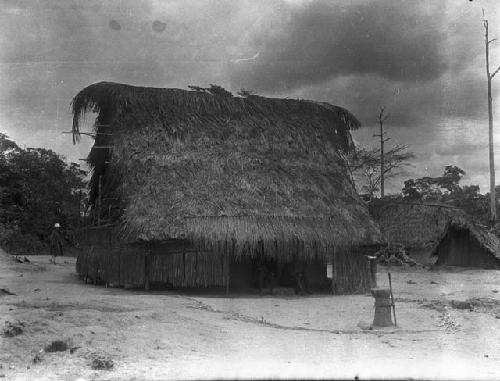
left=225, top=1, right=489, bottom=131
left=435, top=141, right=485, bottom=157
left=228, top=0, right=453, bottom=92
left=0, top=0, right=498, bottom=193
left=280, top=66, right=487, bottom=130
left=0, top=0, right=251, bottom=162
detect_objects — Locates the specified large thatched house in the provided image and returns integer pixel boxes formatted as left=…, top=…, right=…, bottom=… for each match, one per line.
left=72, top=82, right=381, bottom=293
left=371, top=201, right=500, bottom=268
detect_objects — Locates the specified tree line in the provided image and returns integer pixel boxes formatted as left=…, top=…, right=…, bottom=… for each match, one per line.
left=344, top=102, right=497, bottom=228
left=348, top=143, right=493, bottom=226
left=0, top=133, right=87, bottom=254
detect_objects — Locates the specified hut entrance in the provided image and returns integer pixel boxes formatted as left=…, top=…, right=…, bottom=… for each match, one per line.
left=241, top=258, right=330, bottom=292
left=227, top=257, right=330, bottom=293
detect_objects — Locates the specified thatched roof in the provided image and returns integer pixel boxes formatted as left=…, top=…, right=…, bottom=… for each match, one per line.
left=71, top=82, right=380, bottom=260
left=370, top=201, right=500, bottom=259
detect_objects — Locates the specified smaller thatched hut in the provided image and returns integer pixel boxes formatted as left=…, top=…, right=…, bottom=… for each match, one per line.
left=371, top=201, right=500, bottom=268
left=71, top=82, right=381, bottom=294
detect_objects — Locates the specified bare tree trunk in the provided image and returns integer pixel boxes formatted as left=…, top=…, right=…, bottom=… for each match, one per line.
left=379, top=114, right=385, bottom=198
left=376, top=107, right=390, bottom=198
left=485, top=16, right=497, bottom=224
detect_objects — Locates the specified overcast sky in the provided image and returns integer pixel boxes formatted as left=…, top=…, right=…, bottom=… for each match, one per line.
left=1, top=0, right=500, bottom=194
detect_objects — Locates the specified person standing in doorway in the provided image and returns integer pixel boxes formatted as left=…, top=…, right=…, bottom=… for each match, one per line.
left=49, top=223, right=64, bottom=264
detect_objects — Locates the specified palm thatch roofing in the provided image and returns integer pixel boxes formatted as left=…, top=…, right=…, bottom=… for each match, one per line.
left=370, top=201, right=500, bottom=259
left=71, top=82, right=380, bottom=260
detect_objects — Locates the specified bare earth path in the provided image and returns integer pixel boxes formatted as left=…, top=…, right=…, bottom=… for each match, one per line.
left=2, top=249, right=500, bottom=380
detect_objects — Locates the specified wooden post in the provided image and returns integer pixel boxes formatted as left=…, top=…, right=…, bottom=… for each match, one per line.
left=225, top=240, right=231, bottom=296
left=97, top=175, right=102, bottom=226
left=369, top=256, right=377, bottom=289
left=182, top=242, right=186, bottom=287
left=144, top=254, right=149, bottom=291
left=195, top=250, right=198, bottom=287
left=225, top=253, right=230, bottom=296
left=85, top=246, right=93, bottom=284
left=144, top=246, right=151, bottom=291
left=94, top=257, right=98, bottom=286
left=220, top=247, right=225, bottom=289
left=332, top=249, right=337, bottom=294
left=78, top=190, right=82, bottom=228
left=118, top=249, right=121, bottom=287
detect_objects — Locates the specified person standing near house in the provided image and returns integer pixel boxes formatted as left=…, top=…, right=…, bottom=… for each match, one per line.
left=294, top=271, right=311, bottom=295
left=49, top=223, right=64, bottom=264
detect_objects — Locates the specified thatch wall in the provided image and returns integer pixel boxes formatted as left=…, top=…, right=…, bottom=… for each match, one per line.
left=75, top=243, right=372, bottom=293
left=331, top=245, right=373, bottom=294
left=75, top=225, right=373, bottom=293
left=71, top=82, right=380, bottom=262
left=77, top=247, right=229, bottom=288
left=370, top=202, right=458, bottom=249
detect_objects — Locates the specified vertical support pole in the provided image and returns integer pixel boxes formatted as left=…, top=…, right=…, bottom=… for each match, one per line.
left=182, top=242, right=186, bottom=287
left=331, top=248, right=337, bottom=294
left=118, top=248, right=121, bottom=287
left=94, top=254, right=98, bottom=286
left=225, top=240, right=230, bottom=296
left=144, top=244, right=151, bottom=291
left=195, top=250, right=198, bottom=287
left=97, top=175, right=102, bottom=226
left=369, top=256, right=377, bottom=289
left=225, top=253, right=230, bottom=296
left=78, top=189, right=82, bottom=228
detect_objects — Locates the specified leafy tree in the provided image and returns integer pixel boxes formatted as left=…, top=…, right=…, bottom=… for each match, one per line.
left=437, top=166, right=466, bottom=193
left=402, top=166, right=466, bottom=201
left=0, top=134, right=87, bottom=253
left=402, top=177, right=442, bottom=200
left=401, top=166, right=489, bottom=222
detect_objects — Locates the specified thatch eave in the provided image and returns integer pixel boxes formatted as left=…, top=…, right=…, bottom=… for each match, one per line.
left=71, top=81, right=361, bottom=143
left=114, top=214, right=381, bottom=261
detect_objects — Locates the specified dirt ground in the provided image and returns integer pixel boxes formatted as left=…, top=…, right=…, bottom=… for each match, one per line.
left=2, top=250, right=500, bottom=380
